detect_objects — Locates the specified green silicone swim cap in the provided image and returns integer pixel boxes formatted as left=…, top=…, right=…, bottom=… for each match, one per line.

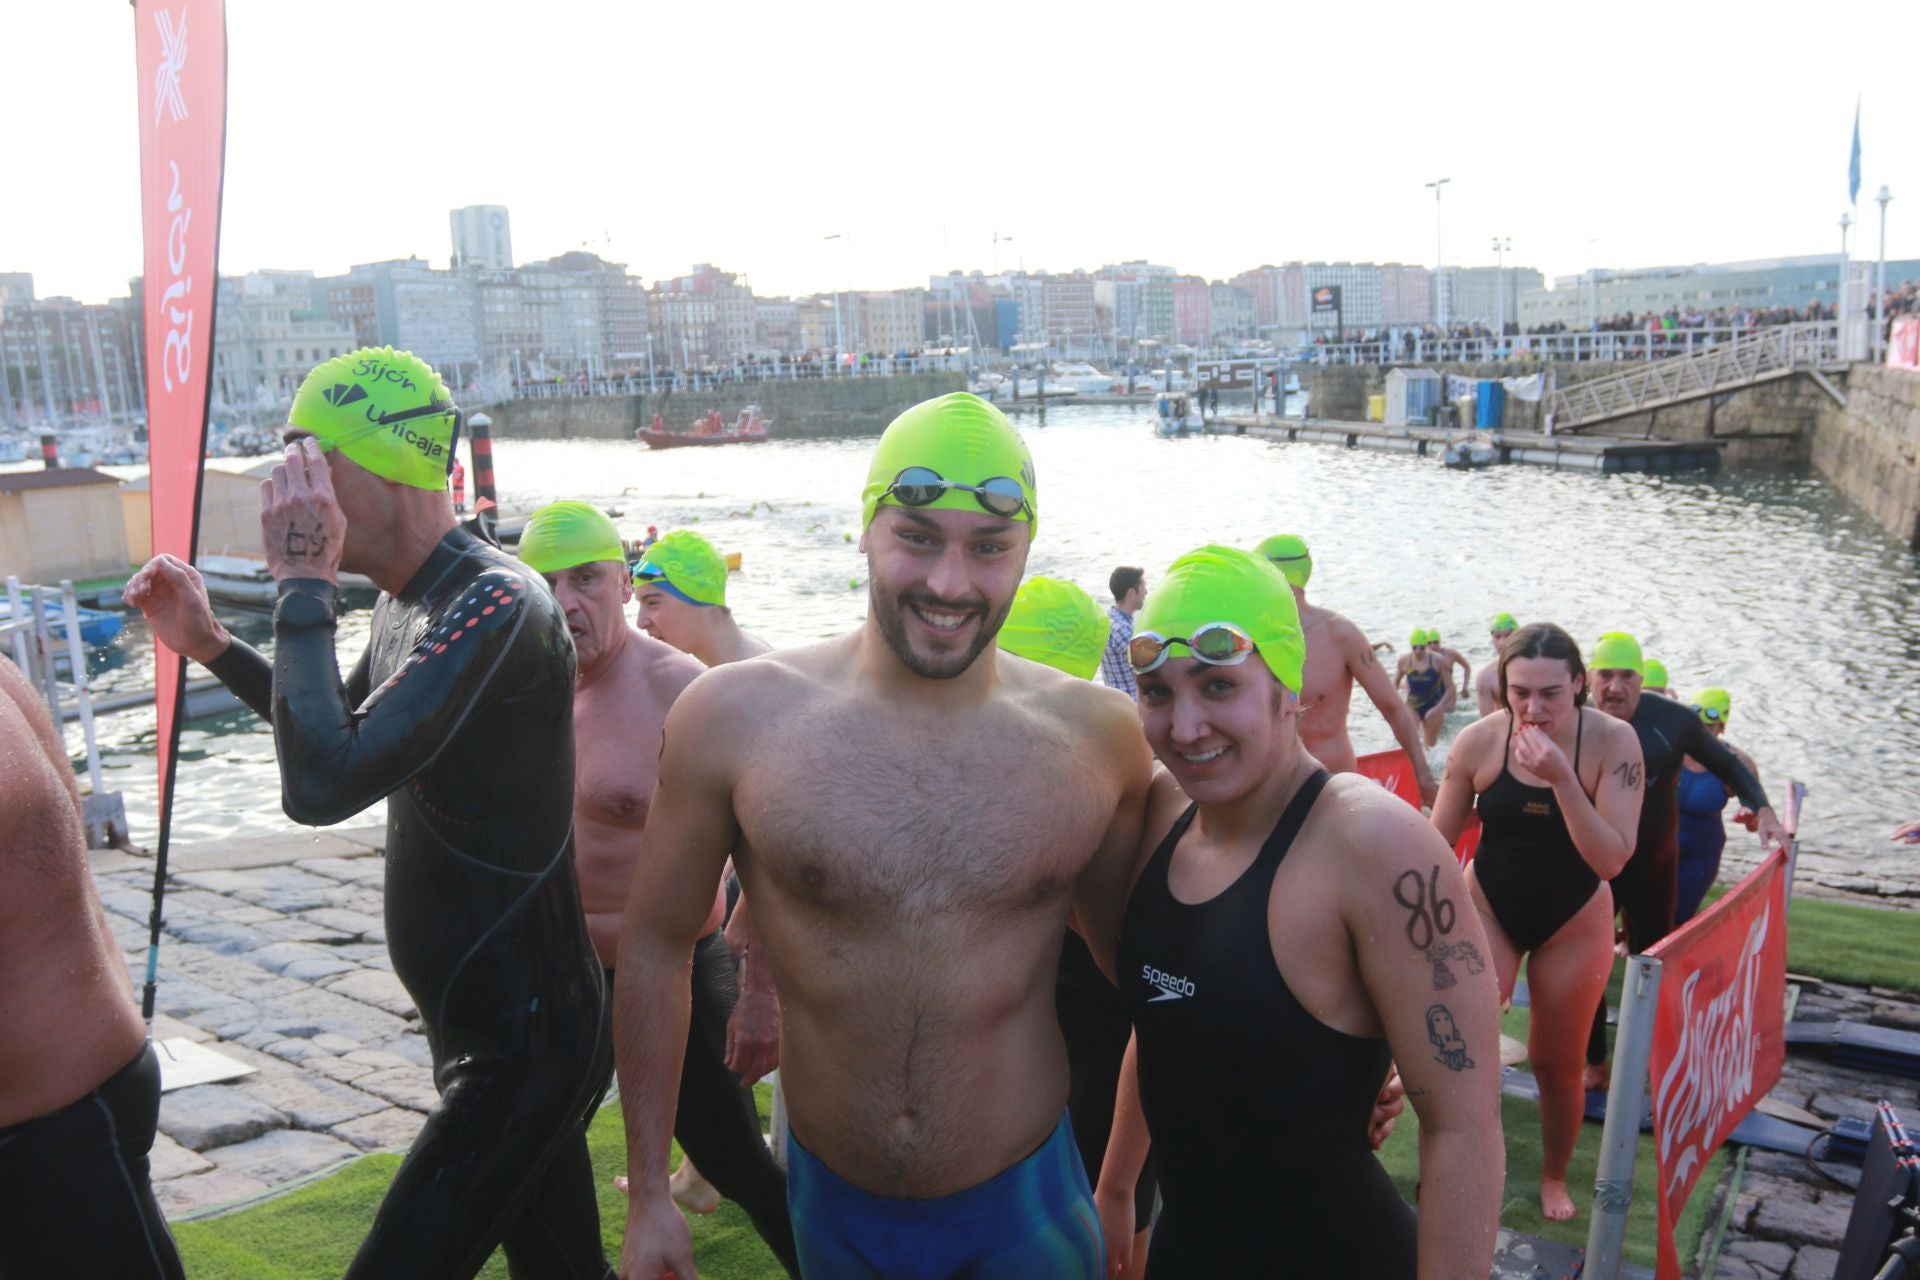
left=1591, top=631, right=1644, bottom=676
left=519, top=501, right=625, bottom=576
left=1252, top=533, right=1313, bottom=588
left=1136, top=545, right=1305, bottom=692
left=634, top=530, right=728, bottom=607
left=1410, top=628, right=1427, bottom=647
left=290, top=347, right=456, bottom=491
left=1642, top=659, right=1669, bottom=689
left=1691, top=687, right=1731, bottom=722
left=861, top=392, right=1036, bottom=535
left=1490, top=612, right=1518, bottom=634
left=997, top=576, right=1108, bottom=680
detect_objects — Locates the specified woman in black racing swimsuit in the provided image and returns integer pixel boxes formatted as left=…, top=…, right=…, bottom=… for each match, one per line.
left=1429, top=622, right=1643, bottom=1223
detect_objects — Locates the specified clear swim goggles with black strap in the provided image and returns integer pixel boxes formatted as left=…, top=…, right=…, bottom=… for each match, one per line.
left=1128, top=621, right=1258, bottom=674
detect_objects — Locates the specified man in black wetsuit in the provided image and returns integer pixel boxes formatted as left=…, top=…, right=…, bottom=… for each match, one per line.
left=126, top=347, right=613, bottom=1280
left=1585, top=631, right=1785, bottom=1083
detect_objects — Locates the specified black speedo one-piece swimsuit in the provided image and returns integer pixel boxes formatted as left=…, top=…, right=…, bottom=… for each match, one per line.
left=207, top=525, right=613, bottom=1279
left=1119, top=770, right=1417, bottom=1277
left=1472, top=714, right=1599, bottom=954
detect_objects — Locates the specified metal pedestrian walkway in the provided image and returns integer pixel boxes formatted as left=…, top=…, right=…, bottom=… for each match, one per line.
left=1544, top=321, right=1849, bottom=432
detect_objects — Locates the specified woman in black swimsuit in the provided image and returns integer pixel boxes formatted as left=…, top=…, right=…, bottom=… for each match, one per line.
left=1429, top=622, right=1643, bottom=1224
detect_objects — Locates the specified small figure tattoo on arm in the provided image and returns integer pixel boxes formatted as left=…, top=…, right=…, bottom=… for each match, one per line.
left=1424, top=940, right=1486, bottom=990
left=1426, top=1005, right=1475, bottom=1071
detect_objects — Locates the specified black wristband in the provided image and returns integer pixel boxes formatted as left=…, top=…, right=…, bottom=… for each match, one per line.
left=274, top=579, right=338, bottom=629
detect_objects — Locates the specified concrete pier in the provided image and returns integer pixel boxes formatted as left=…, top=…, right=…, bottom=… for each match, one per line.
left=1213, top=415, right=1722, bottom=474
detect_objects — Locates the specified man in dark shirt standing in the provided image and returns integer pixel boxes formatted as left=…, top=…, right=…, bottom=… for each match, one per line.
left=1584, top=631, right=1785, bottom=1083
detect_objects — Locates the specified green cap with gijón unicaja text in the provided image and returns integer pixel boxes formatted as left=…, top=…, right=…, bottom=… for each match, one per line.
left=518, top=502, right=625, bottom=575
left=861, top=392, right=1037, bottom=535
left=1591, top=631, right=1644, bottom=676
left=634, top=530, right=728, bottom=607
left=1136, top=545, right=1305, bottom=692
left=289, top=347, right=457, bottom=491
left=998, top=577, right=1108, bottom=680
left=1253, top=533, right=1313, bottom=588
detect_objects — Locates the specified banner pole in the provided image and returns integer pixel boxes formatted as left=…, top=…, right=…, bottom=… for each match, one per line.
left=1586, top=954, right=1664, bottom=1277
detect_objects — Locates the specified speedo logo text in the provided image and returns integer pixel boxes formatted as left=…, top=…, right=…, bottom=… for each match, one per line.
left=1141, top=964, right=1196, bottom=1003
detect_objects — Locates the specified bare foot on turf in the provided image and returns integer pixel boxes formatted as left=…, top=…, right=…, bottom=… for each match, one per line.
left=1583, top=1062, right=1610, bottom=1091
left=669, top=1157, right=721, bottom=1215
left=1541, top=1178, right=1576, bottom=1222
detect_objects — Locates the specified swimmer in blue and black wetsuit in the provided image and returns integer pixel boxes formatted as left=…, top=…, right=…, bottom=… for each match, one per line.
left=1675, top=688, right=1762, bottom=925
left=128, top=348, right=614, bottom=1280
left=1431, top=622, right=1643, bottom=1223
left=1397, top=628, right=1454, bottom=748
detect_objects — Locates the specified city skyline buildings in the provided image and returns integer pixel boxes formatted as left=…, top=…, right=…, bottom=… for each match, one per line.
left=8, top=4, right=1916, bottom=312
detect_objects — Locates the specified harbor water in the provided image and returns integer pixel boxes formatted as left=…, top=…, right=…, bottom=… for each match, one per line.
left=65, top=403, right=1920, bottom=896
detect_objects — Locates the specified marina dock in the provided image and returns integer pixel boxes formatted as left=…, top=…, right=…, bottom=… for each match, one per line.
left=1212, top=415, right=1722, bottom=474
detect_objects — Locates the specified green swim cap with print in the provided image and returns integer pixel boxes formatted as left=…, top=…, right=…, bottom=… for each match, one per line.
left=1691, top=687, right=1731, bottom=723
left=289, top=347, right=457, bottom=491
left=634, top=530, right=728, bottom=607
left=1135, top=545, right=1305, bottom=692
left=861, top=392, right=1036, bottom=536
left=1590, top=631, right=1644, bottom=676
left=997, top=576, right=1108, bottom=680
left=1642, top=659, right=1670, bottom=689
left=1490, top=612, right=1518, bottom=634
left=519, top=501, right=625, bottom=575
left=1252, top=533, right=1313, bottom=588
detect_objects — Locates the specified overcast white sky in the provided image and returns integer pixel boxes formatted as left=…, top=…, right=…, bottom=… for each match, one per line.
left=6, top=1, right=1918, bottom=305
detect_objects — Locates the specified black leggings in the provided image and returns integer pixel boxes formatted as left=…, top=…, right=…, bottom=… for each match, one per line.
left=1588, top=834, right=1679, bottom=1065
left=613, top=931, right=798, bottom=1277
left=0, top=1042, right=186, bottom=1280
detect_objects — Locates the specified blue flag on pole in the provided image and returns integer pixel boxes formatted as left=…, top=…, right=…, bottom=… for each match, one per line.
left=1849, top=99, right=1861, bottom=205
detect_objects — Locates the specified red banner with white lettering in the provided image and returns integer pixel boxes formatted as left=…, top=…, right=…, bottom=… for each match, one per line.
left=134, top=0, right=226, bottom=1016
left=1355, top=749, right=1480, bottom=862
left=1645, top=845, right=1790, bottom=1280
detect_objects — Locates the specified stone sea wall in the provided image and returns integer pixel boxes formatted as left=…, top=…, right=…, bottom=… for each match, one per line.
left=1811, top=365, right=1920, bottom=546
left=484, top=372, right=965, bottom=442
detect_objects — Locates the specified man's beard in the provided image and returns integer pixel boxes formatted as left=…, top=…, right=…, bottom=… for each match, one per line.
left=871, top=583, right=1011, bottom=680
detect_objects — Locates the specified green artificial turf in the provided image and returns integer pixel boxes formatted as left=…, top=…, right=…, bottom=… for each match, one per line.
left=174, top=882, right=1915, bottom=1280
left=173, top=1089, right=786, bottom=1280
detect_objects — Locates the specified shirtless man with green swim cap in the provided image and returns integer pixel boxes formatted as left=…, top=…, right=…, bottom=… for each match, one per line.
left=1255, top=534, right=1438, bottom=804
left=613, top=392, right=1153, bottom=1280
left=632, top=531, right=769, bottom=667
left=1475, top=613, right=1519, bottom=717
left=518, top=502, right=799, bottom=1274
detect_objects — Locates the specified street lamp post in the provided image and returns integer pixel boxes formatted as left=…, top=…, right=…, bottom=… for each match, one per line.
left=824, top=233, right=844, bottom=375
left=1426, top=178, right=1451, bottom=329
left=1840, top=212, right=1853, bottom=359
left=1875, top=185, right=1894, bottom=362
left=1491, top=237, right=1511, bottom=347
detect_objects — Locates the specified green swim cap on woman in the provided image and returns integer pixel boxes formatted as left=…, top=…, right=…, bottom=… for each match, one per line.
left=997, top=576, right=1108, bottom=680
left=634, top=530, right=728, bottom=607
left=1252, top=533, right=1312, bottom=588
left=289, top=347, right=457, bottom=491
left=1692, top=687, right=1731, bottom=723
left=1135, top=545, right=1305, bottom=691
left=518, top=501, right=625, bottom=575
left=1590, top=631, right=1644, bottom=676
left=861, top=392, right=1037, bottom=535
left=1642, top=658, right=1670, bottom=689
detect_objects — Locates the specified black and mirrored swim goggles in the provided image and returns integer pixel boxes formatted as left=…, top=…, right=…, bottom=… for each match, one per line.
left=880, top=466, right=1031, bottom=521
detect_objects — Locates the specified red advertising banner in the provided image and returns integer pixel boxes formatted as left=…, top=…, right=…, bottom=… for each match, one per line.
left=133, top=0, right=227, bottom=1015
left=1645, top=846, right=1791, bottom=1280
left=1354, top=748, right=1480, bottom=862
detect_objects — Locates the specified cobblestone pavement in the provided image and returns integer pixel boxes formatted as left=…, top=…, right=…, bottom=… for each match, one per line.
left=98, top=827, right=1920, bottom=1277
left=94, top=826, right=436, bottom=1218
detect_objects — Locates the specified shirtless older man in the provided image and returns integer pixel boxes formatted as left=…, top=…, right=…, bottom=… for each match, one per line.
left=614, top=392, right=1151, bottom=1280
left=0, top=657, right=186, bottom=1279
left=517, top=502, right=799, bottom=1275
left=1474, top=613, right=1518, bottom=716
left=1253, top=534, right=1437, bottom=805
